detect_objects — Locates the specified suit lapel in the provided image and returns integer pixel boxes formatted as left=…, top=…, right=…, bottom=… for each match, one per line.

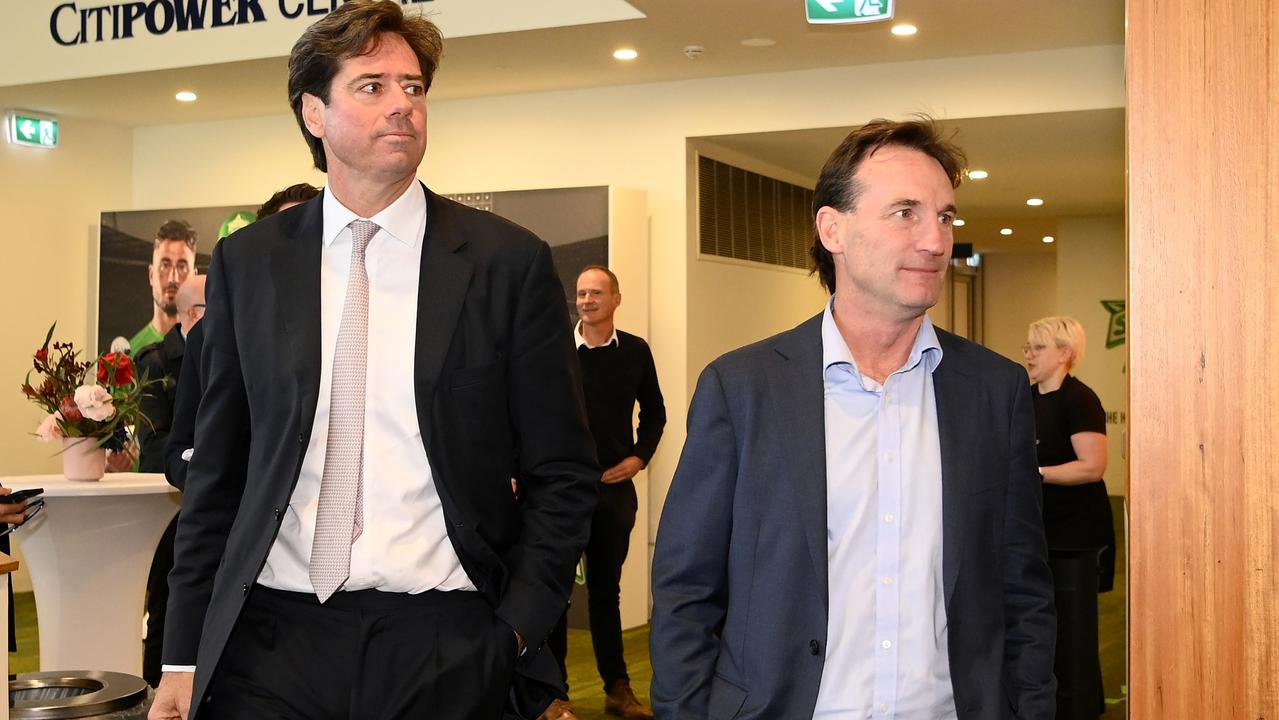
left=767, top=314, right=830, bottom=615
left=271, top=196, right=324, bottom=452
left=932, top=330, right=980, bottom=608
left=412, top=187, right=474, bottom=448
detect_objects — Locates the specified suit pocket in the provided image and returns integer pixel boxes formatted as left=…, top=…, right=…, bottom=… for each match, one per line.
left=707, top=674, right=748, bottom=720
left=450, top=361, right=503, bottom=389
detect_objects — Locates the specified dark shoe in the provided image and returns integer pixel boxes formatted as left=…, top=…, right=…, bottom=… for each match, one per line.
left=539, top=698, right=579, bottom=720
left=604, top=680, right=655, bottom=720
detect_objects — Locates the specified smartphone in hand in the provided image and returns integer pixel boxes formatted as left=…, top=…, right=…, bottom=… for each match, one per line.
left=0, top=488, right=43, bottom=504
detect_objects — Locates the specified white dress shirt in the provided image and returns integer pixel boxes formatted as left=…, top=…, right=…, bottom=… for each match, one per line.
left=813, top=302, right=958, bottom=719
left=258, top=183, right=475, bottom=595
left=574, top=321, right=619, bottom=349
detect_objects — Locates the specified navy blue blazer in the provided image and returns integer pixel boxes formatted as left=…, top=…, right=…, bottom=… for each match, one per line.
left=650, top=313, right=1056, bottom=720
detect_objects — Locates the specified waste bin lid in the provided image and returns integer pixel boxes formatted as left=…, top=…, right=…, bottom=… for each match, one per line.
left=10, top=671, right=148, bottom=719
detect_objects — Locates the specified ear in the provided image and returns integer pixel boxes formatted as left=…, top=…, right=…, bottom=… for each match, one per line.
left=613, top=291, right=622, bottom=309
left=301, top=93, right=326, bottom=139
left=815, top=205, right=846, bottom=255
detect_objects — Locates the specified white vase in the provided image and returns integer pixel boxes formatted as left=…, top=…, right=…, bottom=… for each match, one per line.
left=62, top=437, right=107, bottom=481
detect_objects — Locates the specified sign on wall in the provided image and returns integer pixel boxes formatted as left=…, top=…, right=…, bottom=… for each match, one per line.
left=5, top=111, right=59, bottom=148
left=1, top=0, right=644, bottom=88
left=805, top=0, right=894, bottom=25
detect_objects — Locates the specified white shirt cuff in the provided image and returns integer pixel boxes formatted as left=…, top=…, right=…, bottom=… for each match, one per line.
left=181, top=448, right=194, bottom=462
left=161, top=665, right=196, bottom=673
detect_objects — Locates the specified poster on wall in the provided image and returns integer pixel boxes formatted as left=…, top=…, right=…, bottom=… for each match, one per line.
left=444, top=185, right=609, bottom=324
left=98, top=205, right=253, bottom=356
left=98, top=186, right=609, bottom=356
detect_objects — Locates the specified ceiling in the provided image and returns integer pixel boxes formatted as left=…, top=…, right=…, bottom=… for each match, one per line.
left=701, top=108, right=1127, bottom=254
left=0, top=0, right=1124, bottom=127
left=0, top=1, right=1126, bottom=256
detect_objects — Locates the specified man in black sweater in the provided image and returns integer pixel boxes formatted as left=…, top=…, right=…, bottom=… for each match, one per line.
left=543, top=266, right=666, bottom=720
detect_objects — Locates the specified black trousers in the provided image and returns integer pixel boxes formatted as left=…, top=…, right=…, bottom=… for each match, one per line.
left=205, top=586, right=518, bottom=720
left=548, top=480, right=637, bottom=692
left=143, top=513, right=179, bottom=687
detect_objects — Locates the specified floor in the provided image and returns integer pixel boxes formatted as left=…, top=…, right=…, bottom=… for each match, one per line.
left=7, top=497, right=1127, bottom=718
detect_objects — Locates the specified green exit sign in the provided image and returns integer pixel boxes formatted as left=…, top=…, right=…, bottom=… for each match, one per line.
left=6, top=112, right=59, bottom=149
left=806, top=0, right=894, bottom=24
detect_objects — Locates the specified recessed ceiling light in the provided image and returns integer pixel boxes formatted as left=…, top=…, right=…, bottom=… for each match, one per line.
left=891, top=24, right=918, bottom=36
left=953, top=219, right=966, bottom=227
left=741, top=37, right=776, bottom=47
left=1000, top=228, right=1013, bottom=236
left=175, top=91, right=197, bottom=102
left=968, top=169, right=989, bottom=180
left=1026, top=198, right=1044, bottom=206
left=613, top=48, right=638, bottom=61
left=1042, top=236, right=1055, bottom=244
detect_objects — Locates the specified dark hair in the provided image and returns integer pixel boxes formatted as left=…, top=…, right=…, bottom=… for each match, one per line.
left=578, top=265, right=620, bottom=293
left=288, top=0, right=444, bottom=172
left=809, top=117, right=966, bottom=293
left=256, top=183, right=321, bottom=219
left=155, top=219, right=197, bottom=250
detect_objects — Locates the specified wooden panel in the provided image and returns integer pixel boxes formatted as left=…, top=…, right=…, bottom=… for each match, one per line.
left=1127, top=0, right=1279, bottom=717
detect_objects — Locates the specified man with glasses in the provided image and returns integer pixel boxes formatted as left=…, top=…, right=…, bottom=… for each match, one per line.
left=129, top=220, right=198, bottom=357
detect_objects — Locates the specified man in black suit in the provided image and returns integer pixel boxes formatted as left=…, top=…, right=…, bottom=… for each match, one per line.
left=149, top=4, right=598, bottom=719
left=650, top=119, right=1056, bottom=719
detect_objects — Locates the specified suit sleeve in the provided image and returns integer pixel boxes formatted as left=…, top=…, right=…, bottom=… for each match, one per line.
left=163, top=325, right=203, bottom=492
left=493, top=241, right=600, bottom=648
left=1003, top=373, right=1059, bottom=717
left=162, top=241, right=251, bottom=665
left=650, top=363, right=738, bottom=719
left=633, top=341, right=666, bottom=466
left=135, top=349, right=172, bottom=473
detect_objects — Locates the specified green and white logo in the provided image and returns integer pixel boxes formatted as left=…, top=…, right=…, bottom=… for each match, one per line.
left=219, top=210, right=256, bottom=239
left=806, top=0, right=894, bottom=25
left=6, top=112, right=59, bottom=149
left=1101, top=300, right=1126, bottom=349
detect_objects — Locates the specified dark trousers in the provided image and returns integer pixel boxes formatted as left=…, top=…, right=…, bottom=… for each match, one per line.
left=549, top=481, right=637, bottom=692
left=143, top=513, right=179, bottom=687
left=205, top=585, right=518, bottom=720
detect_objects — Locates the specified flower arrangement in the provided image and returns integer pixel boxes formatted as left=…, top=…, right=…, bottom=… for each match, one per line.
left=21, top=323, right=154, bottom=452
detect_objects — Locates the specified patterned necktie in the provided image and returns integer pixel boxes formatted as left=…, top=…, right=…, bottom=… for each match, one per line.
left=310, top=218, right=376, bottom=603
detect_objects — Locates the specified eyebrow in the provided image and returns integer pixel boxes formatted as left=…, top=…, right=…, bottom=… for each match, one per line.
left=348, top=72, right=425, bottom=84
left=889, top=198, right=958, bottom=214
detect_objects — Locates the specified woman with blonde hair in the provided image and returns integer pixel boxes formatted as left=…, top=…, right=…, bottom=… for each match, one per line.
left=1024, top=315, right=1115, bottom=717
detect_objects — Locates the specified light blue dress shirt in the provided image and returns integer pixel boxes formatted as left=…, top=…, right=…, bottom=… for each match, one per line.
left=812, top=302, right=958, bottom=719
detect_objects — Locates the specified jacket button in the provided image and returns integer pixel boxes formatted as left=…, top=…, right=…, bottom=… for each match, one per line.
left=242, top=584, right=249, bottom=596
left=810, top=639, right=820, bottom=656
left=272, top=507, right=281, bottom=521
left=297, top=433, right=304, bottom=444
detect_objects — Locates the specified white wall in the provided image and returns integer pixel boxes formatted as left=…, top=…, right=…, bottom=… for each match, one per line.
left=0, top=113, right=134, bottom=477
left=983, top=251, right=1059, bottom=364
left=127, top=44, right=1124, bottom=614
left=1055, top=215, right=1127, bottom=494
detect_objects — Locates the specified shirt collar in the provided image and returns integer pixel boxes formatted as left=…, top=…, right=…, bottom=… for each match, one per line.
left=821, top=300, right=944, bottom=377
left=575, top=321, right=619, bottom=349
left=321, top=181, right=425, bottom=249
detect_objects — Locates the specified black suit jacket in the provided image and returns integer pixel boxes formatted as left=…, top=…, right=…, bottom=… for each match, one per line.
left=164, top=187, right=599, bottom=718
left=135, top=325, right=185, bottom=473
left=163, top=321, right=203, bottom=491
left=650, top=313, right=1056, bottom=720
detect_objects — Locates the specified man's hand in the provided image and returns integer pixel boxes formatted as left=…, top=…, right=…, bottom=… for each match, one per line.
left=149, top=672, right=194, bottom=720
left=0, top=487, right=28, bottom=526
left=601, top=456, right=644, bottom=484
left=106, top=441, right=137, bottom=473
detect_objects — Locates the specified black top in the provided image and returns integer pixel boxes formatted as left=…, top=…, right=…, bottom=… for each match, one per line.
left=135, top=325, right=186, bottom=473
left=1032, top=373, right=1116, bottom=591
left=577, top=329, right=666, bottom=470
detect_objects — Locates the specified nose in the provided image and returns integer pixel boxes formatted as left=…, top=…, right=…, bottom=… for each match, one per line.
left=918, top=218, right=951, bottom=257
left=386, top=85, right=414, bottom=117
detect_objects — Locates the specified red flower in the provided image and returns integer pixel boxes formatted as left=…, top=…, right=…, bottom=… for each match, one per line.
left=59, top=395, right=83, bottom=424
left=97, top=352, right=135, bottom=387
left=34, top=347, right=48, bottom=366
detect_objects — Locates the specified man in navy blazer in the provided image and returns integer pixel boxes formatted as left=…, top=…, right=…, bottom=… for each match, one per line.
left=650, top=119, right=1055, bottom=719
left=150, top=3, right=597, bottom=719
